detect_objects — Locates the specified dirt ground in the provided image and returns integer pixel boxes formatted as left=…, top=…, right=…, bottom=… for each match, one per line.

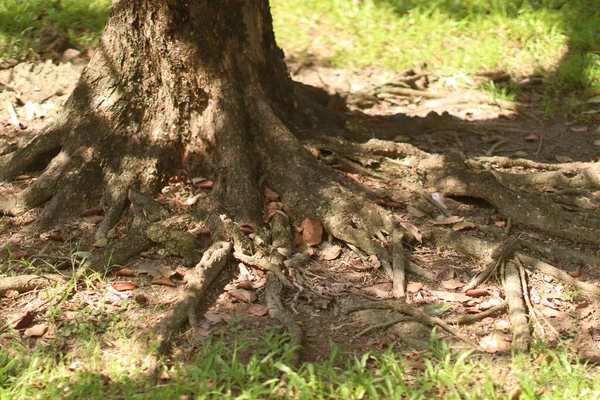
left=2, top=52, right=600, bottom=370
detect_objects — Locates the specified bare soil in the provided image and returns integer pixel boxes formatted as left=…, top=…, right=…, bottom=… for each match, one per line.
left=2, top=54, right=600, bottom=371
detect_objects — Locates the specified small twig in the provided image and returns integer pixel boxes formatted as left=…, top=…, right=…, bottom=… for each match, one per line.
left=485, top=140, right=507, bottom=157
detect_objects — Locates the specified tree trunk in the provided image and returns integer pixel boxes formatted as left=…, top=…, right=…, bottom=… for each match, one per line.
left=0, top=0, right=393, bottom=268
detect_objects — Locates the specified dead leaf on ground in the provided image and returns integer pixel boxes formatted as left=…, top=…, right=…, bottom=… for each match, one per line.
left=524, top=134, right=538, bottom=141
left=12, top=311, right=35, bottom=330
left=465, top=288, right=489, bottom=297
left=249, top=304, right=269, bottom=316
left=228, top=288, right=257, bottom=303
left=193, top=178, right=213, bottom=189
left=321, top=245, right=341, bottom=260
left=345, top=173, right=362, bottom=183
left=441, top=279, right=464, bottom=290
left=240, top=224, right=255, bottom=235
left=111, top=281, right=136, bottom=291
left=93, top=237, right=108, bottom=248
left=375, top=197, right=402, bottom=208
left=48, top=232, right=66, bottom=241
left=301, top=217, right=323, bottom=247
left=14, top=174, right=33, bottom=181
left=406, top=205, right=426, bottom=218
left=362, top=283, right=393, bottom=298
left=432, top=216, right=463, bottom=225
left=407, top=282, right=423, bottom=293
left=152, top=277, right=176, bottom=287
left=452, top=221, right=475, bottom=231
left=114, top=268, right=136, bottom=277
left=400, top=221, right=422, bottom=242
left=24, top=324, right=48, bottom=338
left=236, top=279, right=254, bottom=290
left=9, top=249, right=27, bottom=260
left=569, top=266, right=582, bottom=278
left=479, top=331, right=511, bottom=353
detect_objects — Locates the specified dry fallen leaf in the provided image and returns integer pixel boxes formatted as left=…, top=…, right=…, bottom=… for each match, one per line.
left=204, top=313, right=224, bottom=324
left=240, top=224, right=255, bottom=235
left=321, top=245, right=341, bottom=261
left=465, top=288, right=489, bottom=297
left=301, top=217, right=323, bottom=247
left=441, top=279, right=464, bottom=290
left=406, top=206, right=426, bottom=218
left=407, top=282, right=423, bottom=293
left=400, top=221, right=422, bottom=242
left=228, top=288, right=257, bottom=303
left=452, top=221, right=475, bottom=231
left=48, top=232, right=66, bottom=241
left=194, top=179, right=213, bottom=189
left=12, top=311, right=35, bottom=330
left=111, top=281, right=136, bottom=291
left=114, top=268, right=136, bottom=277
left=524, top=133, right=538, bottom=141
left=152, top=277, right=176, bottom=287
left=84, top=215, right=104, bottom=224
left=24, top=324, right=48, bottom=338
left=345, top=173, right=362, bottom=183
left=479, top=331, right=511, bottom=353
left=569, top=266, right=582, bottom=278
left=9, top=249, right=27, bottom=260
left=249, top=304, right=269, bottom=316
left=350, top=264, right=373, bottom=271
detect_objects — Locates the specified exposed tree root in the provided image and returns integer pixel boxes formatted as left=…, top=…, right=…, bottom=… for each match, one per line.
left=0, top=274, right=61, bottom=296
left=146, top=241, right=232, bottom=376
left=504, top=260, right=530, bottom=351
left=345, top=300, right=478, bottom=349
left=447, top=302, right=508, bottom=325
left=264, top=271, right=303, bottom=365
left=425, top=227, right=600, bottom=298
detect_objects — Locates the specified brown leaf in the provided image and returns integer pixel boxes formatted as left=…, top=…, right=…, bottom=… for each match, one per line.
left=479, top=331, right=510, bottom=353
left=12, top=311, right=35, bottom=330
left=569, top=266, right=582, bottom=278
left=363, top=283, right=393, bottom=298
left=236, top=280, right=254, bottom=290
left=9, top=249, right=27, bottom=260
left=407, top=282, right=423, bottom=293
left=441, top=279, right=464, bottom=290
left=452, top=221, right=475, bottom=231
left=321, top=245, right=341, bottom=261
left=48, top=232, right=66, bottom=241
left=292, top=230, right=304, bottom=247
left=406, top=206, right=426, bottom=218
left=301, top=217, right=323, bottom=247
left=193, top=179, right=213, bottom=189
left=228, top=288, right=257, bottom=303
left=465, top=288, right=489, bottom=297
left=431, top=216, right=463, bottom=225
left=304, top=145, right=320, bottom=158
left=111, top=281, right=136, bottom=291
left=345, top=173, right=362, bottom=183
left=264, top=186, right=280, bottom=201
left=56, top=260, right=72, bottom=270
left=249, top=304, right=269, bottom=316
left=152, top=277, right=176, bottom=287
left=24, top=324, right=48, bottom=338
left=524, top=134, right=538, bottom=141
left=114, top=268, right=136, bottom=277
left=331, top=164, right=351, bottom=172
left=400, top=221, right=422, bottom=242
left=240, top=224, right=255, bottom=235
left=81, top=207, right=104, bottom=216
left=204, top=313, right=224, bottom=324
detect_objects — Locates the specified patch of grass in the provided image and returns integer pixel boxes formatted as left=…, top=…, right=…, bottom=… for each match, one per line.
left=272, top=0, right=600, bottom=92
left=3, top=311, right=600, bottom=399
left=0, top=0, right=110, bottom=60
